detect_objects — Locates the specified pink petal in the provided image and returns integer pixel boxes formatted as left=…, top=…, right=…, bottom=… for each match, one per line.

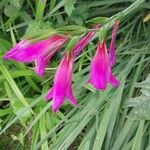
left=51, top=79, right=68, bottom=112
left=52, top=95, right=65, bottom=112
left=45, top=85, right=68, bottom=112
left=45, top=50, right=77, bottom=112
left=3, top=40, right=30, bottom=60
left=73, top=24, right=100, bottom=56
left=3, top=39, right=50, bottom=62
left=45, top=53, right=71, bottom=111
left=88, top=42, right=111, bottom=90
left=109, top=73, right=120, bottom=87
left=54, top=51, right=73, bottom=89
left=67, top=86, right=77, bottom=106
left=45, top=88, right=54, bottom=101
left=109, top=20, right=119, bottom=66
left=34, top=56, right=49, bottom=77
left=3, top=35, right=68, bottom=62
left=34, top=47, right=60, bottom=77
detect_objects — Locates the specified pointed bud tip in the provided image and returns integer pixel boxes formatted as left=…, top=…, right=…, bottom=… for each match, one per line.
left=113, top=80, right=120, bottom=87
left=72, top=101, right=78, bottom=106
left=35, top=69, right=44, bottom=77
left=52, top=106, right=59, bottom=113
left=114, top=20, right=119, bottom=30
left=2, top=55, right=8, bottom=60
left=44, top=94, right=50, bottom=101
left=94, top=84, right=107, bottom=91
left=38, top=74, right=44, bottom=77
left=86, top=79, right=91, bottom=84
left=87, top=79, right=108, bottom=91
left=115, top=20, right=119, bottom=25
left=95, top=24, right=101, bottom=28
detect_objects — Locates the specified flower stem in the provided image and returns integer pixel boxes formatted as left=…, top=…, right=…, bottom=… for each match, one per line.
left=98, top=0, right=145, bottom=35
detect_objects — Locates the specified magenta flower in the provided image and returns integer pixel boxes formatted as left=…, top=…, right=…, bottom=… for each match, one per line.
left=34, top=46, right=63, bottom=77
left=109, top=20, right=119, bottom=66
left=45, top=50, right=77, bottom=112
left=88, top=42, right=120, bottom=90
left=3, top=35, right=68, bottom=76
left=73, top=24, right=100, bottom=56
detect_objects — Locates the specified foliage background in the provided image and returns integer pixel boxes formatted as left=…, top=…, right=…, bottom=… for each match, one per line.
left=0, top=0, right=150, bottom=149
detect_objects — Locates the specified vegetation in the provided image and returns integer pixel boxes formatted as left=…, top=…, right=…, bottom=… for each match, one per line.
left=0, top=0, right=150, bottom=149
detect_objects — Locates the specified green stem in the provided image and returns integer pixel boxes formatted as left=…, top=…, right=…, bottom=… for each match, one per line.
left=101, top=0, right=145, bottom=31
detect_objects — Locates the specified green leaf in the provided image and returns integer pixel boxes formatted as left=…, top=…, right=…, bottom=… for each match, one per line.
left=126, top=74, right=150, bottom=120
left=0, top=38, right=11, bottom=52
left=24, top=21, right=55, bottom=40
left=111, top=120, right=134, bottom=150
left=74, top=16, right=83, bottom=25
left=64, top=0, right=74, bottom=16
left=25, top=102, right=52, bottom=135
left=0, top=64, right=33, bottom=114
left=4, top=5, right=19, bottom=18
left=35, top=0, right=47, bottom=20
left=92, top=77, right=126, bottom=150
left=0, top=95, right=42, bottom=134
left=4, top=82, right=30, bottom=125
left=131, top=121, right=144, bottom=150
left=10, top=0, right=24, bottom=9
left=39, top=110, right=49, bottom=150
left=0, top=108, right=13, bottom=117
left=31, top=122, right=40, bottom=150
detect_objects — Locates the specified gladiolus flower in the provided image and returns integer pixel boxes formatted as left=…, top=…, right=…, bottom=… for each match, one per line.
left=45, top=50, right=77, bottom=112
left=88, top=42, right=120, bottom=90
left=109, top=20, right=119, bottom=66
left=3, top=35, right=68, bottom=76
left=73, top=24, right=100, bottom=56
